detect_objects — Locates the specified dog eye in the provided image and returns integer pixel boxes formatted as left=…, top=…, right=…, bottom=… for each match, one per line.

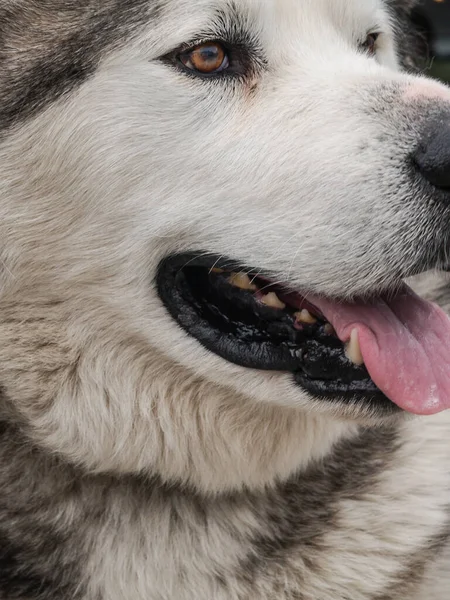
left=178, top=42, right=230, bottom=75
left=361, top=33, right=380, bottom=56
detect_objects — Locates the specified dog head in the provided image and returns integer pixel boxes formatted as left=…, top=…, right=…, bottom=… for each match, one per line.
left=1, top=0, right=450, bottom=492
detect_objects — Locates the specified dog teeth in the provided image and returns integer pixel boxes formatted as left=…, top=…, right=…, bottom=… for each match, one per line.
left=294, top=309, right=317, bottom=325
left=211, top=267, right=224, bottom=274
left=324, top=323, right=335, bottom=335
left=345, top=329, right=364, bottom=366
left=261, top=292, right=286, bottom=310
left=229, top=272, right=257, bottom=291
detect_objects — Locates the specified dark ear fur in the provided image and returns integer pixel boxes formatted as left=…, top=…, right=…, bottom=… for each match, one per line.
left=386, top=0, right=430, bottom=72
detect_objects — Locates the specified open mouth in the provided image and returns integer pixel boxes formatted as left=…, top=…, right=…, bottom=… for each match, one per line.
left=157, top=253, right=390, bottom=411
left=157, top=253, right=450, bottom=416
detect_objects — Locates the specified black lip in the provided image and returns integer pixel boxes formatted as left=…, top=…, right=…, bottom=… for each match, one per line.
left=156, top=252, right=397, bottom=413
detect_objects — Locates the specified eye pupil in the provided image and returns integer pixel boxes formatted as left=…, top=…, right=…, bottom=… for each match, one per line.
left=180, top=42, right=228, bottom=74
left=363, top=33, right=379, bottom=56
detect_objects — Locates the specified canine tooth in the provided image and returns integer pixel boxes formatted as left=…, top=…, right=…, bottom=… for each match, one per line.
left=261, top=292, right=286, bottom=310
left=294, top=309, right=317, bottom=325
left=324, top=323, right=335, bottom=335
left=345, top=329, right=364, bottom=366
left=229, top=272, right=257, bottom=291
left=211, top=268, right=224, bottom=274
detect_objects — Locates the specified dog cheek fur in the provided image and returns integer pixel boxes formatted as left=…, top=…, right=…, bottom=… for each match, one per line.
left=0, top=76, right=401, bottom=493
left=0, top=18, right=437, bottom=302
left=0, top=294, right=358, bottom=493
left=0, top=100, right=330, bottom=494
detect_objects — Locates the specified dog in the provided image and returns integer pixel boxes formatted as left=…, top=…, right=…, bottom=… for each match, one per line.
left=1, top=0, right=450, bottom=598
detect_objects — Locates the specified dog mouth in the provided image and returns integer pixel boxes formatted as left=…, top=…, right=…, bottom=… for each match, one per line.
left=157, top=252, right=450, bottom=416
left=156, top=253, right=388, bottom=410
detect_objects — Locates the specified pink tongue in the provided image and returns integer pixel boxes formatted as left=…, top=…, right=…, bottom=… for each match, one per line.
left=295, top=285, right=450, bottom=415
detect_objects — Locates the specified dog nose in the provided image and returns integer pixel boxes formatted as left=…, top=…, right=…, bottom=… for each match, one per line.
left=414, top=121, right=450, bottom=190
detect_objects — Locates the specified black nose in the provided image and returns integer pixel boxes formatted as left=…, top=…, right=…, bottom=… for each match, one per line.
left=415, top=122, right=450, bottom=190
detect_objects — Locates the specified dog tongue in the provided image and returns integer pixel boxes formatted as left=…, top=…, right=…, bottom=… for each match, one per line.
left=302, top=285, right=450, bottom=415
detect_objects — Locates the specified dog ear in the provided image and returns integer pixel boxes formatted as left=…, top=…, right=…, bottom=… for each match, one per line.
left=387, top=0, right=430, bottom=72
left=394, top=0, right=419, bottom=9
left=387, top=0, right=420, bottom=12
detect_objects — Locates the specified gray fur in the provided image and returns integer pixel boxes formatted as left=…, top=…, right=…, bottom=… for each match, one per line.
left=0, top=412, right=447, bottom=600
left=0, top=421, right=87, bottom=599
left=385, top=0, right=429, bottom=71
left=375, top=532, right=450, bottom=600
left=0, top=0, right=161, bottom=133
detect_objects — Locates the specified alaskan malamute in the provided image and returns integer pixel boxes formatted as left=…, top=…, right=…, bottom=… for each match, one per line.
left=0, top=1, right=450, bottom=598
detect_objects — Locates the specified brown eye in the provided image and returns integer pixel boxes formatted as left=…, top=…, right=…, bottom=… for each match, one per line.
left=179, top=42, right=229, bottom=74
left=362, top=33, right=380, bottom=56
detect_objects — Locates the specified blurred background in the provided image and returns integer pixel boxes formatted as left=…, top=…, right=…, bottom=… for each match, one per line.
left=416, top=0, right=450, bottom=82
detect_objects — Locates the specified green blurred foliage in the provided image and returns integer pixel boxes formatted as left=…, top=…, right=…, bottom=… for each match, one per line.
left=429, top=60, right=450, bottom=83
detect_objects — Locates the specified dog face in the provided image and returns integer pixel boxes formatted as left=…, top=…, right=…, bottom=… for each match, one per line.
left=1, top=0, right=450, bottom=491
